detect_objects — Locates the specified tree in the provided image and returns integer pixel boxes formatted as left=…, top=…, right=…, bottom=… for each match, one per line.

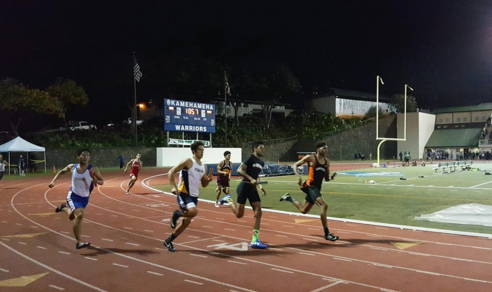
left=0, top=78, right=64, bottom=136
left=229, top=61, right=300, bottom=128
left=253, top=63, right=299, bottom=128
left=46, top=78, right=89, bottom=126
left=388, top=94, right=419, bottom=113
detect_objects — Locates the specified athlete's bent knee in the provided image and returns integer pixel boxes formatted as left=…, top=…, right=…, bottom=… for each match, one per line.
left=187, top=208, right=198, bottom=217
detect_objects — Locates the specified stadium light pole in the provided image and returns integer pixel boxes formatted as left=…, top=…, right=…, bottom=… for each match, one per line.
left=404, top=84, right=413, bottom=141
left=376, top=75, right=384, bottom=139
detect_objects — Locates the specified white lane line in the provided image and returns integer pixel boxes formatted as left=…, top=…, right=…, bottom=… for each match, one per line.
left=228, top=260, right=247, bottom=265
left=1, top=221, right=6, bottom=223
left=144, top=230, right=153, bottom=232
left=333, top=257, right=352, bottom=262
left=60, top=231, right=69, bottom=234
left=102, top=238, right=113, bottom=242
left=309, top=281, right=344, bottom=292
left=81, top=235, right=90, bottom=238
left=30, top=226, right=38, bottom=228
left=303, top=238, right=319, bottom=242
left=187, top=235, right=200, bottom=239
left=85, top=257, right=98, bottom=261
left=147, top=271, right=164, bottom=276
left=299, top=252, right=315, bottom=256
left=126, top=242, right=139, bottom=246
left=19, top=242, right=27, bottom=245
left=112, top=263, right=129, bottom=268
left=123, top=227, right=133, bottom=230
left=155, top=247, right=166, bottom=251
left=49, top=284, right=65, bottom=290
left=184, top=279, right=203, bottom=285
left=58, top=251, right=71, bottom=255
left=0, top=268, right=9, bottom=272
left=308, top=228, right=318, bottom=231
left=1, top=238, right=9, bottom=241
left=282, top=225, right=293, bottom=228
left=224, top=228, right=236, bottom=231
left=276, top=235, right=288, bottom=238
left=216, top=218, right=225, bottom=220
left=190, top=254, right=208, bottom=258
left=15, top=223, right=22, bottom=225
left=0, top=241, right=107, bottom=292
left=271, top=268, right=294, bottom=274
left=37, top=246, right=47, bottom=250
left=202, top=225, right=213, bottom=228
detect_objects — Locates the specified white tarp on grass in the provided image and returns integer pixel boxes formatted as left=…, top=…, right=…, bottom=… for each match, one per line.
left=415, top=204, right=492, bottom=227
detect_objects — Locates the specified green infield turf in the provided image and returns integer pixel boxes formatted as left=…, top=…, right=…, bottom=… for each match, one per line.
left=152, top=163, right=492, bottom=235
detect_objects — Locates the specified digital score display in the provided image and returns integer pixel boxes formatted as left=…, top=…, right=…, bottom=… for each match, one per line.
left=164, top=99, right=216, bottom=133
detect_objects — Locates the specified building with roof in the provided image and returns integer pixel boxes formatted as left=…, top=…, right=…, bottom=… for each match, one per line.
left=397, top=103, right=492, bottom=161
left=306, top=88, right=392, bottom=118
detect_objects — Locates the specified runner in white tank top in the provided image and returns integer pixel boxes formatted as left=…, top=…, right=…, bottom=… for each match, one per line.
left=163, top=141, right=213, bottom=252
left=49, top=149, right=104, bottom=249
left=0, top=154, right=10, bottom=180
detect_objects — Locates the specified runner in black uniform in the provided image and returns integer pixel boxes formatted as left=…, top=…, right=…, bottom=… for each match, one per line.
left=225, top=141, right=267, bottom=249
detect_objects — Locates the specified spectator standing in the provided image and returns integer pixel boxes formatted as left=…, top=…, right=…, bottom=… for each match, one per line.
left=18, top=155, right=26, bottom=176
left=118, top=154, right=125, bottom=169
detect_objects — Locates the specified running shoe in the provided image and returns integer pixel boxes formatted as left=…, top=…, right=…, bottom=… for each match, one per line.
left=222, top=194, right=232, bottom=204
left=215, top=201, right=220, bottom=208
left=325, top=233, right=339, bottom=241
left=279, top=193, right=291, bottom=202
left=250, top=240, right=267, bottom=249
left=76, top=242, right=91, bottom=249
left=164, top=240, right=177, bottom=252
left=126, top=189, right=130, bottom=194
left=55, top=203, right=67, bottom=213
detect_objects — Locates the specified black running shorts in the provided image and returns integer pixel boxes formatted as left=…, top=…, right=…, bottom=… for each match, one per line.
left=236, top=182, right=261, bottom=205
left=301, top=186, right=322, bottom=204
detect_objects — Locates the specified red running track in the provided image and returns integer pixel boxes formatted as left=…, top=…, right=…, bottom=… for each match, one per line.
left=1, top=168, right=492, bottom=292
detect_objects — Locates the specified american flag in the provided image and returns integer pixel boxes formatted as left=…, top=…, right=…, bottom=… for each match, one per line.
left=134, top=56, right=143, bottom=82
left=224, top=73, right=231, bottom=96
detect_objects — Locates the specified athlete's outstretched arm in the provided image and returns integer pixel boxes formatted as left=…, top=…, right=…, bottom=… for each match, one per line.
left=168, top=158, right=192, bottom=194
left=293, top=155, right=314, bottom=186
left=49, top=164, right=74, bottom=188
left=91, top=166, right=104, bottom=185
left=123, top=159, right=134, bottom=173
left=201, top=166, right=213, bottom=187
left=216, top=161, right=225, bottom=175
left=324, top=160, right=334, bottom=181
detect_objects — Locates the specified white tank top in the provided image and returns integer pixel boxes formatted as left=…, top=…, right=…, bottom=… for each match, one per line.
left=0, top=162, right=5, bottom=172
left=71, top=164, right=94, bottom=197
left=178, top=158, right=205, bottom=197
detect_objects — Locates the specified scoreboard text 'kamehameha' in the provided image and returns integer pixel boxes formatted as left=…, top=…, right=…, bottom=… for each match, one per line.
left=164, top=99, right=216, bottom=133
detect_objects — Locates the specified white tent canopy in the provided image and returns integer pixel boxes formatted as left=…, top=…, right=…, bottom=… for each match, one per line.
left=0, top=137, right=46, bottom=174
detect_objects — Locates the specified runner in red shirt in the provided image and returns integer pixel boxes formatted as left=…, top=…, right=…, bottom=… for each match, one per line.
left=124, top=154, right=143, bottom=194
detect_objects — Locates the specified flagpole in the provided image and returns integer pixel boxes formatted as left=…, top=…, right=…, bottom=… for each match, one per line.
left=134, top=53, right=138, bottom=147
left=224, top=71, right=227, bottom=147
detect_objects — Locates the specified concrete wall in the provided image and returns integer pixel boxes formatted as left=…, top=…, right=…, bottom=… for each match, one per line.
left=397, top=112, right=435, bottom=160
left=157, top=147, right=242, bottom=167
left=46, top=147, right=156, bottom=170
left=245, top=115, right=397, bottom=162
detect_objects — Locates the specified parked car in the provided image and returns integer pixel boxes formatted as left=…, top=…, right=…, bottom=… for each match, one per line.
left=123, top=118, right=144, bottom=126
left=67, top=121, right=97, bottom=131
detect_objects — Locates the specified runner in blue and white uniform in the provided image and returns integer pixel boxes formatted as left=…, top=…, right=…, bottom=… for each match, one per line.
left=164, top=141, right=213, bottom=252
left=49, top=149, right=104, bottom=249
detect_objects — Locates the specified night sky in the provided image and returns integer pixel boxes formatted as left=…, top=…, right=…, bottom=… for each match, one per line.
left=2, top=0, right=492, bottom=127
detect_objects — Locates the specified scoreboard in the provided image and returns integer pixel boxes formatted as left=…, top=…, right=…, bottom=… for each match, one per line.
left=164, top=99, right=216, bottom=133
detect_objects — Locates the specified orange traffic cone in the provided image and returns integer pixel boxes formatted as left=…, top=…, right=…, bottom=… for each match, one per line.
left=52, top=165, right=56, bottom=174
